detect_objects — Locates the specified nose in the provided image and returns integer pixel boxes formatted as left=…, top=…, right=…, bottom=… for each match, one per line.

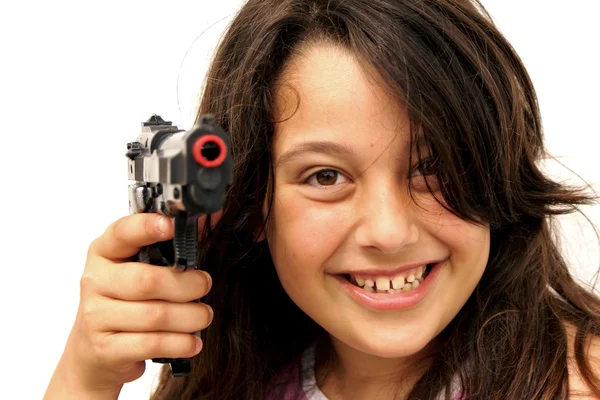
left=354, top=184, right=419, bottom=255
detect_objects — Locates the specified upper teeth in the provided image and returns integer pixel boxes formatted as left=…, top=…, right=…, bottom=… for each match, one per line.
left=352, top=265, right=427, bottom=291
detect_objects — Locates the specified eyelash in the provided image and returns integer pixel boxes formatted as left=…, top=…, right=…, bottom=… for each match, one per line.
left=303, top=158, right=438, bottom=187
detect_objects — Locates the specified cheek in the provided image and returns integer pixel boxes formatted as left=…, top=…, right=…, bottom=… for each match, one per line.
left=416, top=197, right=490, bottom=274
left=267, top=191, right=352, bottom=272
left=418, top=196, right=489, bottom=253
left=433, top=216, right=490, bottom=279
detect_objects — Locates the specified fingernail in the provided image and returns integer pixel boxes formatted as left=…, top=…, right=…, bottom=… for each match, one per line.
left=207, top=305, right=214, bottom=322
left=203, top=271, right=212, bottom=290
left=194, top=336, right=203, bottom=353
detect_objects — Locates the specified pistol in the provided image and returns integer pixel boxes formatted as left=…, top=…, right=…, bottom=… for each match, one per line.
left=125, top=114, right=232, bottom=377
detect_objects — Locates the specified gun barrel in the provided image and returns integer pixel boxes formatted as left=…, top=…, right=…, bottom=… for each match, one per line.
left=126, top=115, right=232, bottom=216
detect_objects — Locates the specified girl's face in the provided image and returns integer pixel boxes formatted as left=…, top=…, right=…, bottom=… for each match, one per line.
left=265, top=44, right=490, bottom=360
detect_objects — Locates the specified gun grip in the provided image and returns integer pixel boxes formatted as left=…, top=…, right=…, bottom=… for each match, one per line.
left=151, top=357, right=192, bottom=377
left=134, top=213, right=200, bottom=377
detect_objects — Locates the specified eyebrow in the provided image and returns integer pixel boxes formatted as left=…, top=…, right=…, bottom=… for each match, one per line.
left=275, top=136, right=430, bottom=167
left=276, top=140, right=359, bottom=166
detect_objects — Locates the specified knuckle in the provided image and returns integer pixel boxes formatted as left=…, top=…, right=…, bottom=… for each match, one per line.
left=144, top=214, right=160, bottom=238
left=110, top=216, right=129, bottom=242
left=87, top=237, right=100, bottom=258
left=88, top=331, right=110, bottom=363
left=79, top=273, right=98, bottom=295
left=136, top=267, right=160, bottom=297
left=144, top=333, right=164, bottom=355
left=147, top=302, right=169, bottom=327
left=79, top=301, right=101, bottom=332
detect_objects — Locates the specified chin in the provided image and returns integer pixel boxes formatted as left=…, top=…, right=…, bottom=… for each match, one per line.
left=342, top=323, right=439, bottom=359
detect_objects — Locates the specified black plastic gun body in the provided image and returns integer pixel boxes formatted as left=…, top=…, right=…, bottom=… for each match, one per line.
left=125, top=114, right=232, bottom=377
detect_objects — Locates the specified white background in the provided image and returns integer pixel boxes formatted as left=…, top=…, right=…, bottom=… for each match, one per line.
left=1, top=1, right=599, bottom=398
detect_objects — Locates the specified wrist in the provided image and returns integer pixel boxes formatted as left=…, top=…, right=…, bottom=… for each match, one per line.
left=45, top=358, right=123, bottom=400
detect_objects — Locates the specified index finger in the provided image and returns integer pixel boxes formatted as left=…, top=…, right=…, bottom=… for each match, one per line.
left=90, top=213, right=174, bottom=261
left=90, top=212, right=222, bottom=261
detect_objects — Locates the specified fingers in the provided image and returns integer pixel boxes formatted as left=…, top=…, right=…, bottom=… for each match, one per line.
left=90, top=298, right=213, bottom=333
left=91, top=213, right=174, bottom=261
left=96, top=331, right=203, bottom=364
left=81, top=263, right=212, bottom=303
left=68, top=211, right=222, bottom=389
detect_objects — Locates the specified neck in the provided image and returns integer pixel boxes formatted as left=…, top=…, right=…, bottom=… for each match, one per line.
left=315, top=337, right=438, bottom=400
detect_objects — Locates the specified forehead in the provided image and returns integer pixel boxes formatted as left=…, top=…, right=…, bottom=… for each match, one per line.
left=272, top=43, right=417, bottom=156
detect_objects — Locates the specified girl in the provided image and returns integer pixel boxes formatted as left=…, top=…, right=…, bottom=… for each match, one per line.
left=45, top=0, right=600, bottom=399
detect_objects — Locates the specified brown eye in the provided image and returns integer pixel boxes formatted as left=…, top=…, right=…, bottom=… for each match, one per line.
left=316, top=170, right=338, bottom=185
left=411, top=157, right=441, bottom=191
left=413, top=158, right=438, bottom=176
left=305, top=169, right=348, bottom=186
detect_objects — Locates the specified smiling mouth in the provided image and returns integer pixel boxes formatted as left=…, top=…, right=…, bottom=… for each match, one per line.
left=343, top=264, right=433, bottom=294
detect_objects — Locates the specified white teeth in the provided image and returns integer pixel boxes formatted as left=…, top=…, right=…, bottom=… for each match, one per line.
left=375, top=278, right=390, bottom=291
left=363, top=285, right=374, bottom=292
left=406, top=274, right=415, bottom=283
left=391, top=276, right=404, bottom=289
left=411, top=280, right=420, bottom=289
left=364, top=279, right=375, bottom=288
left=415, top=267, right=424, bottom=279
left=401, top=283, right=413, bottom=292
left=355, top=277, right=366, bottom=286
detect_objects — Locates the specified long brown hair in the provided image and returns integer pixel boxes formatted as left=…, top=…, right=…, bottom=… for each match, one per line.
left=150, top=0, right=600, bottom=398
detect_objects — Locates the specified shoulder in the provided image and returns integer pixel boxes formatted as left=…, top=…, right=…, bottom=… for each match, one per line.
left=564, top=322, right=600, bottom=398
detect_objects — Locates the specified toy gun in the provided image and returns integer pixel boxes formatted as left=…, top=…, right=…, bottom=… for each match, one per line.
left=125, top=114, right=232, bottom=377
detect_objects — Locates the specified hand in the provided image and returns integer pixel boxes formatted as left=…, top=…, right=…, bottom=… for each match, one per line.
left=45, top=213, right=214, bottom=397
